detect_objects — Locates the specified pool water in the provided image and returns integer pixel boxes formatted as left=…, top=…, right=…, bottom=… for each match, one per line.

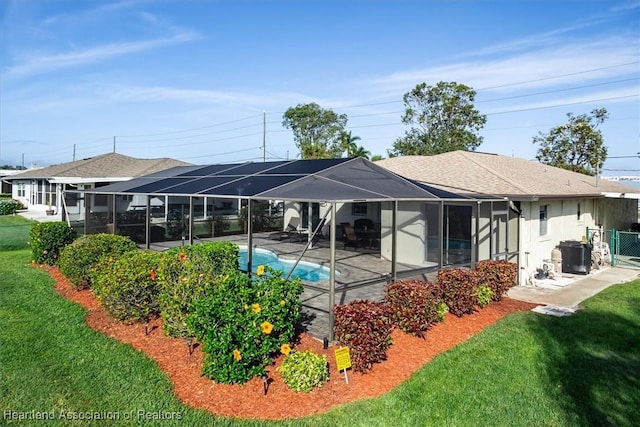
left=238, top=247, right=338, bottom=282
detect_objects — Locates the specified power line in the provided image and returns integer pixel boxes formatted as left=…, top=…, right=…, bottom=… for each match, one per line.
left=476, top=61, right=640, bottom=91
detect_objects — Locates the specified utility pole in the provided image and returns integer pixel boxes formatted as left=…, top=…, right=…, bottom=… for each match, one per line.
left=73, top=144, right=76, bottom=161
left=262, top=111, right=266, bottom=162
left=113, top=136, right=116, bottom=153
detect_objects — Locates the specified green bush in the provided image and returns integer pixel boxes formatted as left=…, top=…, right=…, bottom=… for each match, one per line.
left=333, top=300, right=394, bottom=374
left=475, top=285, right=494, bottom=308
left=436, top=269, right=479, bottom=317
left=475, top=260, right=518, bottom=301
left=157, top=242, right=240, bottom=338
left=187, top=265, right=304, bottom=384
left=92, top=251, right=162, bottom=323
left=0, top=199, right=24, bottom=215
left=29, top=222, right=75, bottom=265
left=58, top=233, right=138, bottom=289
left=384, top=280, right=445, bottom=336
left=278, top=350, right=329, bottom=393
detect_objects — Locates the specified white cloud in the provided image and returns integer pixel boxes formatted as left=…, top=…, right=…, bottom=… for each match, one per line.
left=366, top=34, right=640, bottom=98
left=3, top=29, right=201, bottom=79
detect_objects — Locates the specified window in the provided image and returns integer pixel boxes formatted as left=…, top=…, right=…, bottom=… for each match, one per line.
left=351, top=202, right=368, bottom=216
left=539, top=205, right=548, bottom=236
left=577, top=202, right=581, bottom=220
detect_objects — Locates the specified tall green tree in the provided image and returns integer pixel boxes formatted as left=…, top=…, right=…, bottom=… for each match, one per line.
left=282, top=103, right=348, bottom=159
left=389, top=81, right=486, bottom=156
left=533, top=108, right=609, bottom=176
left=339, top=130, right=370, bottom=158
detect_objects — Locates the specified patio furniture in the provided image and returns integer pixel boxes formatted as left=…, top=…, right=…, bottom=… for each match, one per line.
left=354, top=218, right=377, bottom=248
left=269, top=217, right=307, bottom=241
left=343, top=225, right=362, bottom=250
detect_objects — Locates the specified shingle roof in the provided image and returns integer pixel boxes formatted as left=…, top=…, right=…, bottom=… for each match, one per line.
left=6, top=153, right=192, bottom=180
left=376, top=151, right=639, bottom=200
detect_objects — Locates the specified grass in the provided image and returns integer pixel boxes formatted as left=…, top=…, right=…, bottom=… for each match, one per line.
left=1, top=215, right=639, bottom=426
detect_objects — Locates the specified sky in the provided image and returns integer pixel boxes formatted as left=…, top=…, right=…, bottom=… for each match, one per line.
left=1, top=0, right=639, bottom=179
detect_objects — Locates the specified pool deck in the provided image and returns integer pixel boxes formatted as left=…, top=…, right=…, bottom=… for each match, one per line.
left=149, top=232, right=439, bottom=341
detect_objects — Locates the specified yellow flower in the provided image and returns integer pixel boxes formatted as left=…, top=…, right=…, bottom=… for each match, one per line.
left=261, top=321, right=273, bottom=335
left=233, top=349, right=242, bottom=361
left=244, top=304, right=249, bottom=310
left=280, top=344, right=291, bottom=355
left=251, top=303, right=261, bottom=313
left=256, top=265, right=265, bottom=276
left=280, top=300, right=286, bottom=306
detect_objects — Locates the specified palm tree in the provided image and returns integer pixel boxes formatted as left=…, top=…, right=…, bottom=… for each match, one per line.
left=339, top=131, right=361, bottom=157
left=348, top=145, right=371, bottom=159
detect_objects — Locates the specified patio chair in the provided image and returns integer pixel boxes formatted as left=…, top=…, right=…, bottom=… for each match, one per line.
left=269, top=217, right=306, bottom=241
left=343, top=225, right=362, bottom=250
left=311, top=218, right=326, bottom=244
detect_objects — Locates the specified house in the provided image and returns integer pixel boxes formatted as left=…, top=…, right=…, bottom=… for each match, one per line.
left=81, top=156, right=503, bottom=341
left=4, top=153, right=191, bottom=219
left=376, top=151, right=640, bottom=283
left=0, top=169, right=25, bottom=194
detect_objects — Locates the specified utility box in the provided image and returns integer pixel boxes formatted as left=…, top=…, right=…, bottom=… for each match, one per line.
left=558, top=241, right=592, bottom=275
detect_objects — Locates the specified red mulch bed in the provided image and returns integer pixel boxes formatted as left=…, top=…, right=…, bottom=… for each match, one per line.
left=42, top=265, right=537, bottom=421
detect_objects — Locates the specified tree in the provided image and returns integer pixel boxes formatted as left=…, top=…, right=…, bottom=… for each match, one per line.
left=282, top=103, right=348, bottom=159
left=370, top=154, right=384, bottom=162
left=339, top=130, right=370, bottom=159
left=389, top=81, right=486, bottom=156
left=533, top=108, right=609, bottom=176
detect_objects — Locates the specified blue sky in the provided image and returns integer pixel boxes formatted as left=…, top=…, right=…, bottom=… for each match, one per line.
left=1, top=0, right=639, bottom=178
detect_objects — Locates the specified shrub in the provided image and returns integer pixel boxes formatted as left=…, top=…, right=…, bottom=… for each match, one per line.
left=29, top=222, right=75, bottom=265
left=278, top=350, right=329, bottom=393
left=384, top=280, right=445, bottom=336
left=475, top=285, right=494, bottom=308
left=92, top=251, right=162, bottom=323
left=333, top=300, right=394, bottom=374
left=436, top=268, right=479, bottom=317
left=187, top=266, right=304, bottom=384
left=58, top=233, right=138, bottom=289
left=157, top=242, right=240, bottom=338
left=475, top=260, right=518, bottom=301
left=0, top=199, right=23, bottom=215
left=435, top=301, right=448, bottom=321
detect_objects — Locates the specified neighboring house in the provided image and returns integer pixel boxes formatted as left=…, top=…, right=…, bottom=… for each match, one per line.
left=376, top=151, right=640, bottom=284
left=0, top=169, right=26, bottom=194
left=4, top=152, right=191, bottom=219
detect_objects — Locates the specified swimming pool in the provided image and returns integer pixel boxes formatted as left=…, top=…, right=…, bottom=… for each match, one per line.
left=238, top=246, right=338, bottom=282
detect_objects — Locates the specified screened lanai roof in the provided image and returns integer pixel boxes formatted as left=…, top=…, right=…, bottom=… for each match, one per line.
left=86, top=157, right=490, bottom=202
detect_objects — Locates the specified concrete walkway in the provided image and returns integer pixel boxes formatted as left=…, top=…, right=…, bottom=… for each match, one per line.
left=507, top=266, right=640, bottom=308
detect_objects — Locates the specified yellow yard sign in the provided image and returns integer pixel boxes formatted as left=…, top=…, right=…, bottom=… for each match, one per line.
left=334, top=346, right=351, bottom=384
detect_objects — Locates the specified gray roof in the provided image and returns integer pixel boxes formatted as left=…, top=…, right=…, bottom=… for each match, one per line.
left=87, top=157, right=489, bottom=203
left=376, top=151, right=640, bottom=200
left=5, top=153, right=191, bottom=181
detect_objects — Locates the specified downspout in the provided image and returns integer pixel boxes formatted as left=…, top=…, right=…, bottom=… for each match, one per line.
left=518, top=205, right=526, bottom=286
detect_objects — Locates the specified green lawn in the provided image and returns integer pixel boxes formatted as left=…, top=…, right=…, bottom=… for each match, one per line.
left=1, top=216, right=639, bottom=426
